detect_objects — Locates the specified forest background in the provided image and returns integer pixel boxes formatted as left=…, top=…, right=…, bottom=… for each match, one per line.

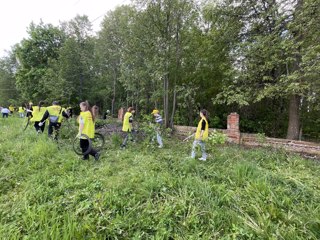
left=0, top=0, right=319, bottom=141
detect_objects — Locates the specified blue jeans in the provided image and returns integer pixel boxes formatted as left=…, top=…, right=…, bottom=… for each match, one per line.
left=156, top=130, right=163, bottom=147
left=191, top=140, right=207, bottom=159
left=121, top=131, right=135, bottom=147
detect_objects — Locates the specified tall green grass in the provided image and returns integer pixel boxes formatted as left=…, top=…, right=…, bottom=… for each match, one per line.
left=0, top=117, right=319, bottom=239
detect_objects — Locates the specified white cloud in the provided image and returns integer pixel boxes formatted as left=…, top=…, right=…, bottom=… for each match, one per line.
left=0, top=0, right=129, bottom=57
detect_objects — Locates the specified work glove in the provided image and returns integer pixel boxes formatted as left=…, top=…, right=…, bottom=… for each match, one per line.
left=38, top=121, right=44, bottom=126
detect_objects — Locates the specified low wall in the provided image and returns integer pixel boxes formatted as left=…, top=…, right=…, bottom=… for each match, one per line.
left=174, top=125, right=320, bottom=156
left=241, top=133, right=320, bottom=155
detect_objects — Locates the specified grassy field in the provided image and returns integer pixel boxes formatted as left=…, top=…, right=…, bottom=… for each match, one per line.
left=0, top=117, right=319, bottom=239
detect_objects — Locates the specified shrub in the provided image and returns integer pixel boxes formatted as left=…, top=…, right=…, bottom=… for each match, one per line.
left=207, top=130, right=227, bottom=150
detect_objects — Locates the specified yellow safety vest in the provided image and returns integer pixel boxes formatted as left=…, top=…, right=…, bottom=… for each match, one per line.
left=18, top=107, right=25, bottom=113
left=9, top=106, right=15, bottom=112
left=58, top=107, right=66, bottom=122
left=195, top=117, right=209, bottom=141
left=122, top=112, right=132, bottom=132
left=47, top=105, right=65, bottom=123
left=31, top=106, right=47, bottom=122
left=79, top=111, right=95, bottom=138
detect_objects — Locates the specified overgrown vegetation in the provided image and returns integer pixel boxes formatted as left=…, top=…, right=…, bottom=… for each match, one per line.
left=1, top=117, right=319, bottom=239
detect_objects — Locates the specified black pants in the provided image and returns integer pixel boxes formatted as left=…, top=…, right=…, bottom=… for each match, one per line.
left=2, top=113, right=8, bottom=118
left=48, top=122, right=61, bottom=139
left=34, top=121, right=45, bottom=132
left=80, top=138, right=97, bottom=160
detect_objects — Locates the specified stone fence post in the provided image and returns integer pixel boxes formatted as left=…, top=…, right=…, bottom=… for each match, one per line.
left=118, top=107, right=125, bottom=121
left=227, top=112, right=240, bottom=144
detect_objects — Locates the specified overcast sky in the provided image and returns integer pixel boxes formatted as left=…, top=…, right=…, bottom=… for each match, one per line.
left=0, top=0, right=130, bottom=57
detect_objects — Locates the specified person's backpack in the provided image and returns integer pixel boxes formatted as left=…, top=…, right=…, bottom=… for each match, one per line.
left=49, top=107, right=62, bottom=123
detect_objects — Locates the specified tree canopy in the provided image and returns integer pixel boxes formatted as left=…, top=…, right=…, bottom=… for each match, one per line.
left=0, top=0, right=319, bottom=140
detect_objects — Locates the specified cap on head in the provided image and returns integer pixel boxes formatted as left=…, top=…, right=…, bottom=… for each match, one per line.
left=151, top=109, right=159, bottom=114
left=52, top=101, right=59, bottom=105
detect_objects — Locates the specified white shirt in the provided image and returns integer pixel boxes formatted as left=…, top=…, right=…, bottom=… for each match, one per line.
left=1, top=108, right=10, bottom=114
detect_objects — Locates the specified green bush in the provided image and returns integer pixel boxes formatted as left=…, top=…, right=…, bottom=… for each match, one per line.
left=207, top=130, right=227, bottom=148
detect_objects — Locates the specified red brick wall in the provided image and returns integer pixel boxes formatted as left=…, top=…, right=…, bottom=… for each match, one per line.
left=227, top=112, right=240, bottom=144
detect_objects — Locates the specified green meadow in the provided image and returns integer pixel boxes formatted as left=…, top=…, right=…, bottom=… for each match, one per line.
left=0, top=118, right=319, bottom=239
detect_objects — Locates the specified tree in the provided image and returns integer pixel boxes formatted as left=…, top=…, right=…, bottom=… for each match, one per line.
left=96, top=6, right=135, bottom=115
left=285, top=0, right=320, bottom=139
left=14, top=21, right=65, bottom=102
left=214, top=0, right=320, bottom=139
left=0, top=51, right=19, bottom=106
left=131, top=0, right=202, bottom=127
left=58, top=15, right=96, bottom=105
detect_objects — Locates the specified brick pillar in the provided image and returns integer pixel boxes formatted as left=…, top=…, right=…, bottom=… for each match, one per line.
left=227, top=112, right=240, bottom=144
left=118, top=108, right=125, bottom=121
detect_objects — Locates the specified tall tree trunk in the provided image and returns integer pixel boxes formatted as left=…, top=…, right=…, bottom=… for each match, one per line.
left=188, top=101, right=193, bottom=126
left=163, top=75, right=169, bottom=128
left=286, top=95, right=300, bottom=139
left=111, top=68, right=116, bottom=117
left=79, top=73, right=83, bottom=100
left=170, top=85, right=176, bottom=129
left=111, top=98, right=115, bottom=118
left=286, top=0, right=303, bottom=140
left=126, top=92, right=129, bottom=109
left=170, top=9, right=182, bottom=129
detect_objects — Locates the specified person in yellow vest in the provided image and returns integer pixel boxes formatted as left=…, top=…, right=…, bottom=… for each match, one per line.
left=18, top=105, right=25, bottom=118
left=30, top=101, right=47, bottom=133
left=38, top=101, right=69, bottom=138
left=120, top=107, right=135, bottom=149
left=9, top=105, right=15, bottom=115
left=190, top=109, right=209, bottom=161
left=78, top=101, right=100, bottom=160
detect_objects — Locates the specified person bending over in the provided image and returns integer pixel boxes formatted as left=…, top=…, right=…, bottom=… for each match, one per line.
left=39, top=101, right=69, bottom=139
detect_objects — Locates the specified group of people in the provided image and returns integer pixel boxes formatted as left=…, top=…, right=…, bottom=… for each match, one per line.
left=120, top=107, right=209, bottom=161
left=0, top=103, right=35, bottom=118
left=0, top=104, right=19, bottom=118
left=33, top=100, right=99, bottom=161
left=3, top=99, right=209, bottom=161
left=0, top=100, right=100, bottom=161
left=120, top=107, right=163, bottom=149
